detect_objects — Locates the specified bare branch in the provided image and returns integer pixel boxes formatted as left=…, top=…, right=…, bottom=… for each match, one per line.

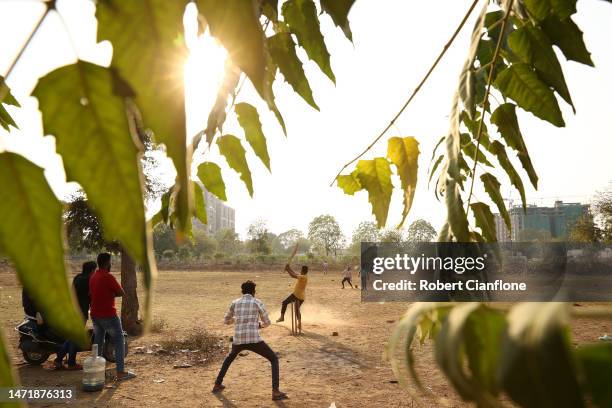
left=4, top=1, right=54, bottom=80
left=330, top=0, right=481, bottom=186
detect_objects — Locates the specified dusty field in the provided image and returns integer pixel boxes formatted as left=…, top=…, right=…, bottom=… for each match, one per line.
left=1, top=269, right=611, bottom=408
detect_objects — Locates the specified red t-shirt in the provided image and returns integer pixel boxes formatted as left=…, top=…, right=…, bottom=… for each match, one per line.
left=89, top=269, right=122, bottom=318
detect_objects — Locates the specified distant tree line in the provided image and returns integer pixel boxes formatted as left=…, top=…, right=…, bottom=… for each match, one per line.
left=148, top=215, right=437, bottom=262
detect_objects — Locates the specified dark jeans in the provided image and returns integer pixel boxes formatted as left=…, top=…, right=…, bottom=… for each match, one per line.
left=56, top=318, right=87, bottom=366
left=92, top=315, right=125, bottom=372
left=56, top=340, right=78, bottom=366
left=280, top=294, right=304, bottom=320
left=215, top=341, right=279, bottom=390
left=341, top=277, right=353, bottom=288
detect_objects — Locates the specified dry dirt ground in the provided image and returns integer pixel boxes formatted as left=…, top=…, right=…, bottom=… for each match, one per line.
left=1, top=269, right=611, bottom=408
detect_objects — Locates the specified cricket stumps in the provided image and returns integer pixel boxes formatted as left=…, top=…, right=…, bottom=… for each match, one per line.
left=290, top=299, right=302, bottom=335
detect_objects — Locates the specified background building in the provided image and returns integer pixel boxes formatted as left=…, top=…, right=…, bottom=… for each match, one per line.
left=495, top=200, right=589, bottom=241
left=194, top=186, right=235, bottom=234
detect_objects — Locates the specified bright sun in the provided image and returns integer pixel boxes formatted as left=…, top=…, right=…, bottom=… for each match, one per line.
left=183, top=3, right=228, bottom=140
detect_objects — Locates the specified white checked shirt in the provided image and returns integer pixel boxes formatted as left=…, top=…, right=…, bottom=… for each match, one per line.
left=224, top=294, right=271, bottom=345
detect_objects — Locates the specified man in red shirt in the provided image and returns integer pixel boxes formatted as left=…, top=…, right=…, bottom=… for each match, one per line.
left=89, top=253, right=135, bottom=381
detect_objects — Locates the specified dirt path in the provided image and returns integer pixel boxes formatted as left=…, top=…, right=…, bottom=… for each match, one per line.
left=1, top=270, right=610, bottom=407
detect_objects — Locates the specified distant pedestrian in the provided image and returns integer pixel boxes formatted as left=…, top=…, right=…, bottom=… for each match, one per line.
left=341, top=265, right=354, bottom=289
left=212, top=280, right=287, bottom=401
left=322, top=261, right=328, bottom=275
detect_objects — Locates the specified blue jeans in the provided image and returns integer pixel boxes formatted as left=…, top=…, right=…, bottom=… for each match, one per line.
left=92, top=315, right=125, bottom=372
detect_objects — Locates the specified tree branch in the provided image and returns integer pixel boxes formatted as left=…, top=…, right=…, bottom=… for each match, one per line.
left=465, top=0, right=514, bottom=214
left=4, top=1, right=54, bottom=80
left=329, top=0, right=481, bottom=186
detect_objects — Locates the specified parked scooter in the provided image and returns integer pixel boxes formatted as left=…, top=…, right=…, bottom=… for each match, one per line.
left=16, top=318, right=128, bottom=365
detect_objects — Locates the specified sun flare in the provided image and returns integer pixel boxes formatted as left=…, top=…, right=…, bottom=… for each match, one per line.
left=183, top=5, right=228, bottom=140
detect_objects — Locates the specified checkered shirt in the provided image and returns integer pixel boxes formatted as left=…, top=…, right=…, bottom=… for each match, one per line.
left=224, top=294, right=271, bottom=345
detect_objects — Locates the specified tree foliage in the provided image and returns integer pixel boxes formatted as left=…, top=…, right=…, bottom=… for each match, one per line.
left=405, top=219, right=437, bottom=242
left=308, top=214, right=344, bottom=256
left=387, top=302, right=612, bottom=408
left=247, top=218, right=271, bottom=254
left=593, top=183, right=612, bottom=242
left=278, top=228, right=305, bottom=250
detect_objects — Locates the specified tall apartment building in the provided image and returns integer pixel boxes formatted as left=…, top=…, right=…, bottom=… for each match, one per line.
left=494, top=200, right=589, bottom=241
left=193, top=186, right=235, bottom=234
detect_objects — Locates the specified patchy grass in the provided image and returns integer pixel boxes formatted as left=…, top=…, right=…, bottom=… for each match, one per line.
left=150, top=317, right=168, bottom=333
left=160, top=328, right=225, bottom=354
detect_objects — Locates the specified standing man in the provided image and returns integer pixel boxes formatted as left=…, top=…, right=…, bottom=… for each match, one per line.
left=212, top=280, right=287, bottom=401
left=54, top=261, right=96, bottom=370
left=89, top=253, right=135, bottom=381
left=322, top=261, right=328, bottom=275
left=341, top=265, right=354, bottom=289
left=276, top=264, right=308, bottom=323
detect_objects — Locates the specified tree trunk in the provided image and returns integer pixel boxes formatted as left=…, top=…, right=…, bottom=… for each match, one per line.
left=120, top=247, right=142, bottom=336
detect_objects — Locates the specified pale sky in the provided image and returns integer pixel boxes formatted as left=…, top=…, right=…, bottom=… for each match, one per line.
left=1, top=0, right=611, bottom=240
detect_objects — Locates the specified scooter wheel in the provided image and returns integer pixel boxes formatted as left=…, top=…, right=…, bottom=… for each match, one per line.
left=22, top=350, right=50, bottom=365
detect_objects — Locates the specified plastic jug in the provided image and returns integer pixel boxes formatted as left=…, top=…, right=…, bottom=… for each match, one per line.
left=82, top=343, right=106, bottom=391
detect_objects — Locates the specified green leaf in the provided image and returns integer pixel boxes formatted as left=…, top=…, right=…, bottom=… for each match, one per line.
left=203, top=63, right=240, bottom=147
left=523, top=0, right=577, bottom=21
left=460, top=111, right=492, bottom=152
left=0, top=76, right=20, bottom=131
left=470, top=202, right=497, bottom=242
left=234, top=102, right=271, bottom=170
left=494, top=63, right=565, bottom=127
left=320, top=0, right=356, bottom=40
left=523, top=0, right=553, bottom=20
left=267, top=33, right=319, bottom=110
left=434, top=304, right=504, bottom=404
left=460, top=133, right=493, bottom=167
left=282, top=0, right=335, bottom=83
left=481, top=172, right=510, bottom=230
left=0, top=152, right=87, bottom=346
left=192, top=182, right=207, bottom=224
left=337, top=171, right=362, bottom=195
left=151, top=189, right=172, bottom=227
left=33, top=61, right=151, bottom=271
left=490, top=103, right=538, bottom=188
left=501, top=303, right=584, bottom=408
left=197, top=161, right=227, bottom=201
left=459, top=2, right=488, bottom=118
left=576, top=343, right=612, bottom=408
left=387, top=303, right=450, bottom=391
left=196, top=0, right=267, bottom=97
left=476, top=38, right=507, bottom=80
left=217, top=134, right=253, bottom=196
left=540, top=16, right=593, bottom=67
left=428, top=154, right=444, bottom=186
left=445, top=178, right=471, bottom=242
left=387, top=137, right=420, bottom=228
left=508, top=24, right=573, bottom=108
left=0, top=328, right=19, bottom=407
left=97, top=0, right=192, bottom=233
left=464, top=307, right=506, bottom=392
left=490, top=140, right=527, bottom=210
left=354, top=158, right=392, bottom=227
left=262, top=0, right=278, bottom=22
